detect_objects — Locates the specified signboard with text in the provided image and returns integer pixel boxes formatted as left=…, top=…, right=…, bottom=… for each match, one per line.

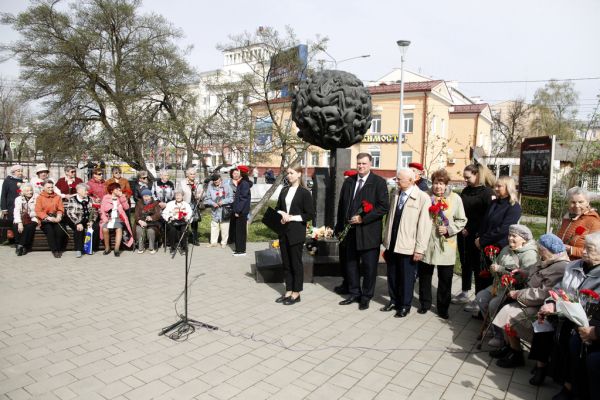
left=519, top=136, right=553, bottom=197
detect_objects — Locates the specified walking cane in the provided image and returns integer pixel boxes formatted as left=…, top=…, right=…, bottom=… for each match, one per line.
left=477, top=286, right=509, bottom=350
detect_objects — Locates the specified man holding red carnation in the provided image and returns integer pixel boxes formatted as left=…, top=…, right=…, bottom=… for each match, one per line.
left=336, top=153, right=389, bottom=311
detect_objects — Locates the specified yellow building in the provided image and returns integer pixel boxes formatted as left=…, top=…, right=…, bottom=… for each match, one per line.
left=249, top=79, right=492, bottom=181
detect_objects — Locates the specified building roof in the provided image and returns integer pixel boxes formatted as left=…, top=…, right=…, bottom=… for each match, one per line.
left=450, top=104, right=489, bottom=114
left=368, top=80, right=444, bottom=94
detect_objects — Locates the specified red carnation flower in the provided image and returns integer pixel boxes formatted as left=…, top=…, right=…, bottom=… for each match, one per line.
left=361, top=200, right=373, bottom=214
left=344, top=170, right=358, bottom=177
left=17, top=189, right=22, bottom=194
left=91, top=203, right=100, bottom=209
left=580, top=289, right=600, bottom=300
left=479, top=270, right=491, bottom=279
left=575, top=226, right=586, bottom=236
left=504, top=323, right=518, bottom=337
left=429, top=204, right=440, bottom=213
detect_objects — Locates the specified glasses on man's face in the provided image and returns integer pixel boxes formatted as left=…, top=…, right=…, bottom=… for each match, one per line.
left=114, top=172, right=121, bottom=175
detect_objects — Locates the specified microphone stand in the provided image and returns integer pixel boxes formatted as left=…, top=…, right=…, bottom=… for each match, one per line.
left=159, top=178, right=218, bottom=337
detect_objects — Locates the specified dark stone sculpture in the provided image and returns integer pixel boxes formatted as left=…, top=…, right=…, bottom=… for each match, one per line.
left=292, top=70, right=372, bottom=150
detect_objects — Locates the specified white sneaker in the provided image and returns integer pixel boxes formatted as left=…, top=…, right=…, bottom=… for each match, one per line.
left=487, top=337, right=504, bottom=348
left=149, top=249, right=157, bottom=255
left=233, top=252, right=246, bottom=257
left=464, top=301, right=480, bottom=313
left=451, top=292, right=470, bottom=304
left=137, top=249, right=144, bottom=254
left=75, top=251, right=82, bottom=258
left=206, top=244, right=217, bottom=248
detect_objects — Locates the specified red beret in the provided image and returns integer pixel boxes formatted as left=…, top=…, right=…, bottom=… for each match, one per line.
left=343, top=170, right=358, bottom=177
left=408, top=162, right=424, bottom=171
left=237, top=165, right=249, bottom=174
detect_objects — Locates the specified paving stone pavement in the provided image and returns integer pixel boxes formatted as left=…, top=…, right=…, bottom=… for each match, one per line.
left=0, top=243, right=561, bottom=400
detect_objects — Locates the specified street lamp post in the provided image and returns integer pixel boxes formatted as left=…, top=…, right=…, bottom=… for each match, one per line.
left=318, top=52, right=370, bottom=69
left=395, top=40, right=411, bottom=175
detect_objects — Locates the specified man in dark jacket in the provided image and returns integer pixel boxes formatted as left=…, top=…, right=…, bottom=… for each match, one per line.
left=1, top=164, right=24, bottom=231
left=336, top=153, right=389, bottom=310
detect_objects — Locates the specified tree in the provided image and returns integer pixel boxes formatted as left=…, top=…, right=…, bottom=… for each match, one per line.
left=491, top=99, right=533, bottom=156
left=0, top=77, right=33, bottom=161
left=1, top=0, right=195, bottom=171
left=530, top=80, right=579, bottom=140
left=215, top=26, right=328, bottom=223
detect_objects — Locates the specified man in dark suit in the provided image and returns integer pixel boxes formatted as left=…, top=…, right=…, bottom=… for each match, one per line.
left=336, top=153, right=389, bottom=310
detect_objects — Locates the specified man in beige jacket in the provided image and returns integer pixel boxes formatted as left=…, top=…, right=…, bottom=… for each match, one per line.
left=382, top=168, right=432, bottom=318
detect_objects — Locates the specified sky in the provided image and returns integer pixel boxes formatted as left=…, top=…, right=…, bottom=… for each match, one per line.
left=1, top=0, right=599, bottom=119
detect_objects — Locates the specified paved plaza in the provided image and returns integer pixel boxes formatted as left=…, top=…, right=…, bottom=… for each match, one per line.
left=0, top=243, right=560, bottom=399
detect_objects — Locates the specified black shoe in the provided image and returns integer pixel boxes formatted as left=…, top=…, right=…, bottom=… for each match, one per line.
left=438, top=311, right=449, bottom=319
left=52, top=251, right=60, bottom=258
left=339, top=296, right=359, bottom=305
left=16, top=246, right=23, bottom=256
left=489, top=345, right=512, bottom=359
left=551, top=387, right=573, bottom=400
left=380, top=302, right=396, bottom=312
left=417, top=306, right=429, bottom=314
left=529, top=366, right=546, bottom=386
left=471, top=312, right=484, bottom=320
left=114, top=251, right=120, bottom=257
left=103, top=249, right=111, bottom=255
left=496, top=349, right=524, bottom=368
left=21, top=248, right=28, bottom=256
left=359, top=300, right=370, bottom=310
left=394, top=307, right=410, bottom=318
left=283, top=295, right=301, bottom=305
left=170, top=249, right=177, bottom=256
left=275, top=295, right=290, bottom=303
left=334, top=285, right=349, bottom=295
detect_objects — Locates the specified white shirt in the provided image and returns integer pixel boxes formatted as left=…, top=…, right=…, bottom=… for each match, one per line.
left=353, top=173, right=370, bottom=198
left=278, top=186, right=303, bottom=222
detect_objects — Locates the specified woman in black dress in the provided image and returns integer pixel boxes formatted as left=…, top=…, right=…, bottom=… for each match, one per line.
left=231, top=166, right=253, bottom=256
left=274, top=167, right=315, bottom=305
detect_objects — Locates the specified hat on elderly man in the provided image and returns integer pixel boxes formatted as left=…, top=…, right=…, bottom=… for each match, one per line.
left=539, top=234, right=566, bottom=254
left=508, top=224, right=533, bottom=241
left=34, top=164, right=50, bottom=175
left=141, top=189, right=153, bottom=197
left=9, top=164, right=24, bottom=173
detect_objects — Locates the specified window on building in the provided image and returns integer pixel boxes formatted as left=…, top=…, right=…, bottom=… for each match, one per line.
left=311, top=152, right=319, bottom=166
left=370, top=115, right=381, bottom=133
left=325, top=151, right=331, bottom=167
left=431, top=116, right=436, bottom=134
left=368, top=146, right=381, bottom=168
left=441, top=118, right=446, bottom=138
left=403, top=113, right=414, bottom=133
left=401, top=151, right=412, bottom=168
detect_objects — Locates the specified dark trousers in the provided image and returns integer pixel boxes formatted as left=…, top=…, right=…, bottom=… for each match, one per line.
left=346, top=231, right=379, bottom=301
left=41, top=221, right=65, bottom=252
left=14, top=222, right=37, bottom=249
left=280, top=236, right=304, bottom=292
left=569, top=333, right=600, bottom=399
left=227, top=217, right=236, bottom=244
left=338, top=241, right=349, bottom=290
left=65, top=220, right=100, bottom=252
left=457, top=233, right=480, bottom=292
left=387, top=253, right=418, bottom=308
left=418, top=262, right=454, bottom=313
left=233, top=214, right=247, bottom=253
left=168, top=224, right=187, bottom=250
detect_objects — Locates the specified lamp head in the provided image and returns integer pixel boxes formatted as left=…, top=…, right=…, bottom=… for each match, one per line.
left=396, top=40, right=411, bottom=57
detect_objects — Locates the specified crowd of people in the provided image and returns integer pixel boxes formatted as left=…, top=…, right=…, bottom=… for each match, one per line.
left=0, top=163, right=254, bottom=258
left=2, top=155, right=599, bottom=399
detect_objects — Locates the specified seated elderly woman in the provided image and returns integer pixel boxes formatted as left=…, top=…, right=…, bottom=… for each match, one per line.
left=475, top=224, right=539, bottom=347
left=162, top=190, right=192, bottom=256
left=34, top=179, right=66, bottom=258
left=556, top=186, right=600, bottom=260
left=134, top=189, right=162, bottom=254
left=65, top=183, right=99, bottom=258
left=100, top=182, right=134, bottom=256
left=531, top=232, right=600, bottom=399
left=13, top=183, right=38, bottom=256
left=488, top=234, right=569, bottom=369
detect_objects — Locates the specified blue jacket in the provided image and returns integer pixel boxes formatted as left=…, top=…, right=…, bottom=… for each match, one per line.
left=233, top=179, right=253, bottom=216
left=477, top=197, right=522, bottom=248
left=204, top=181, right=234, bottom=222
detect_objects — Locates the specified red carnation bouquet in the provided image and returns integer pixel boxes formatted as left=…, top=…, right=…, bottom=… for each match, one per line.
left=479, top=245, right=501, bottom=279
left=338, top=200, right=374, bottom=242
left=429, top=196, right=450, bottom=250
left=568, top=225, right=587, bottom=244
left=547, top=288, right=600, bottom=328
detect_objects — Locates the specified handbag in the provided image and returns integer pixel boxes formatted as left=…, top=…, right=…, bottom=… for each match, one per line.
left=221, top=204, right=233, bottom=221
left=170, top=219, right=187, bottom=227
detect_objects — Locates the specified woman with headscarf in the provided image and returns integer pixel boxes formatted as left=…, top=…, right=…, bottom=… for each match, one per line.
left=489, top=234, right=569, bottom=369
left=418, top=169, right=467, bottom=319
left=475, top=224, right=539, bottom=347
left=556, top=186, right=600, bottom=260
left=12, top=182, right=38, bottom=256
left=100, top=182, right=134, bottom=256
left=134, top=189, right=162, bottom=254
